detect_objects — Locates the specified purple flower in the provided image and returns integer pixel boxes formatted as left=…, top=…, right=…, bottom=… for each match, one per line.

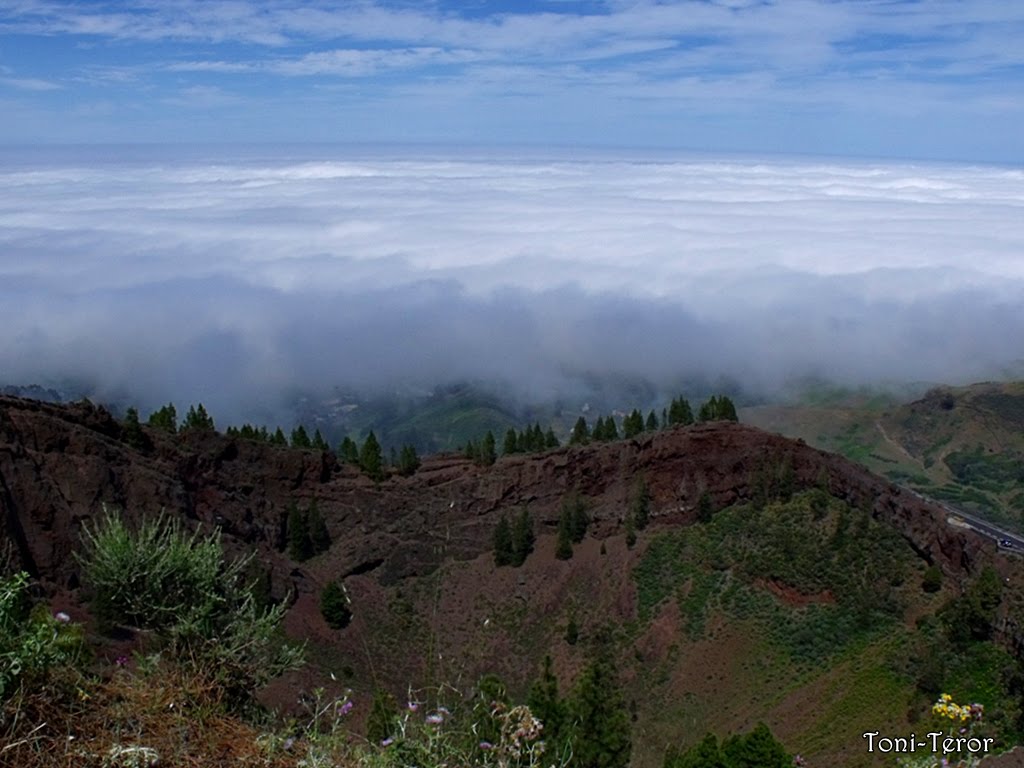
left=407, top=700, right=419, bottom=712
left=54, top=611, right=71, bottom=624
left=339, top=700, right=354, bottom=716
left=283, top=737, right=296, bottom=752
left=114, top=655, right=129, bottom=667
left=381, top=737, right=394, bottom=747
left=479, top=741, right=493, bottom=751
left=425, top=713, right=444, bottom=725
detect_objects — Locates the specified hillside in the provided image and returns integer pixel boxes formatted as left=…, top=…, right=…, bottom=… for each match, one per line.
left=3, top=394, right=1024, bottom=766
left=744, top=381, right=1024, bottom=534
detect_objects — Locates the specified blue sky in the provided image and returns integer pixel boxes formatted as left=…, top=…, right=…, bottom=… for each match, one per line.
left=0, top=0, right=1022, bottom=160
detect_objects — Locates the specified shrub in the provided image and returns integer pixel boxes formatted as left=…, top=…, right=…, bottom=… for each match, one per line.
left=320, top=581, right=352, bottom=630
left=0, top=571, right=85, bottom=700
left=922, top=564, right=943, bottom=593
left=77, top=508, right=303, bottom=707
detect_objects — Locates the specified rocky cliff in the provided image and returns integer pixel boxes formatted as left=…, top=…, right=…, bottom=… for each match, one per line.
left=0, top=393, right=997, bottom=597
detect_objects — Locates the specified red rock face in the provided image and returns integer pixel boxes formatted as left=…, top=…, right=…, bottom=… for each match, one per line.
left=0, top=394, right=995, bottom=599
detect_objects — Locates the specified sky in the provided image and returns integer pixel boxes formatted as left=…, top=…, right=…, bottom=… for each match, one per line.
left=0, top=0, right=1022, bottom=161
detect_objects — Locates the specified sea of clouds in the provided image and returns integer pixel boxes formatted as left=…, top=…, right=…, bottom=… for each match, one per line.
left=1, top=146, right=1022, bottom=422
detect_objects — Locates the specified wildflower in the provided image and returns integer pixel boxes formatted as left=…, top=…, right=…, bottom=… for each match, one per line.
left=793, top=756, right=806, bottom=767
left=407, top=700, right=419, bottom=712
left=283, top=737, right=296, bottom=752
left=381, top=737, right=394, bottom=747
left=54, top=611, right=71, bottom=623
left=479, top=741, right=493, bottom=751
left=426, top=713, right=444, bottom=725
left=115, top=655, right=129, bottom=667
left=339, top=700, right=354, bottom=716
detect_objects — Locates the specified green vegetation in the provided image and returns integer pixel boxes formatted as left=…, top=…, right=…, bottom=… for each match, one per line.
left=396, top=444, right=421, bottom=476
left=665, top=724, right=790, bottom=768
left=287, top=499, right=331, bottom=562
left=630, top=477, right=650, bottom=531
left=491, top=506, right=534, bottom=569
left=320, top=580, right=352, bottom=630
left=360, top=430, right=385, bottom=480
left=78, top=510, right=303, bottom=706
left=0, top=572, right=84, bottom=700
left=697, top=395, right=738, bottom=422
left=121, top=406, right=147, bottom=449
left=569, top=648, right=632, bottom=768
left=181, top=403, right=215, bottom=431
left=635, top=491, right=912, bottom=660
left=502, top=423, right=559, bottom=455
left=146, top=402, right=177, bottom=433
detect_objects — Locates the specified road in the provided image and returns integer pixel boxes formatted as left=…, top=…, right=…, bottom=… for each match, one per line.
left=902, top=486, right=1024, bottom=553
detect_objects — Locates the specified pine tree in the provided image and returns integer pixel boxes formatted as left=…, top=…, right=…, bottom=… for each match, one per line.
left=311, top=428, right=328, bottom=451
left=623, top=409, right=644, bottom=438
left=182, top=403, right=214, bottom=431
left=593, top=416, right=606, bottom=441
left=698, top=395, right=737, bottom=422
left=287, top=502, right=313, bottom=562
left=604, top=415, right=619, bottom=440
left=512, top=506, right=535, bottom=566
left=397, top=444, right=420, bottom=476
left=493, top=514, right=514, bottom=567
left=668, top=733, right=727, bottom=768
left=308, top=499, right=330, bottom=554
left=480, top=431, right=497, bottom=466
left=569, top=650, right=632, bottom=768
left=291, top=425, right=312, bottom=449
left=718, top=395, right=739, bottom=422
left=645, top=410, right=658, bottom=432
left=562, top=491, right=590, bottom=543
left=721, top=723, right=790, bottom=768
left=503, top=428, right=520, bottom=456
left=464, top=439, right=479, bottom=462
left=147, top=403, right=177, bottom=434
left=555, top=514, right=574, bottom=561
left=570, top=416, right=590, bottom=445
left=360, top=431, right=385, bottom=481
left=697, top=491, right=714, bottom=524
left=631, top=477, right=650, bottom=530
left=320, top=580, right=351, bottom=629
left=339, top=436, right=359, bottom=463
left=271, top=427, right=287, bottom=446
left=122, top=406, right=147, bottom=449
left=545, top=427, right=560, bottom=449
left=668, top=396, right=694, bottom=426
left=528, top=656, right=567, bottom=756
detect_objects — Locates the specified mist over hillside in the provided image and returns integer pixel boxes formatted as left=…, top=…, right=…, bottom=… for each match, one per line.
left=2, top=148, right=1022, bottom=425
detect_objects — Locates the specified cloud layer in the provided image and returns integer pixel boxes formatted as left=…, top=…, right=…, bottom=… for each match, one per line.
left=1, top=147, right=1022, bottom=421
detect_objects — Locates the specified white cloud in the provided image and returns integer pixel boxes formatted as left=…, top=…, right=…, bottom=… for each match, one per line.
left=0, top=147, right=1022, bottom=419
left=0, top=75, right=62, bottom=90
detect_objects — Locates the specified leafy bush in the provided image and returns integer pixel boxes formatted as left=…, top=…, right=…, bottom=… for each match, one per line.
left=0, top=572, right=84, bottom=700
left=77, top=509, right=303, bottom=707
